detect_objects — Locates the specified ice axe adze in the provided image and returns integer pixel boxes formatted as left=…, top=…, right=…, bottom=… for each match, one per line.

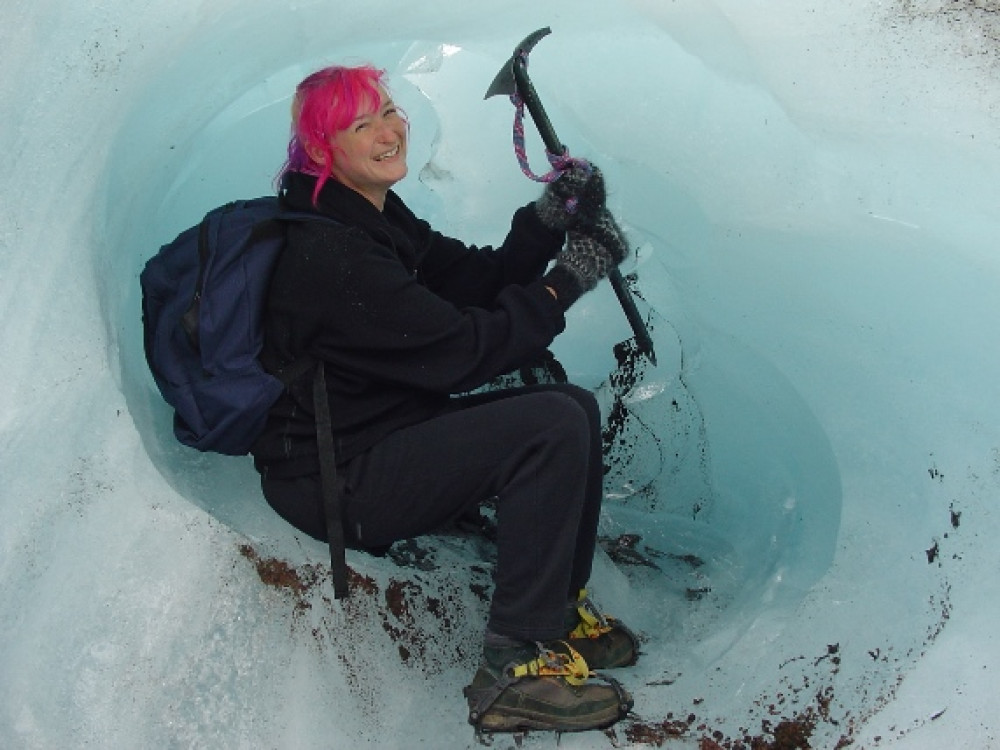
left=485, top=27, right=657, bottom=366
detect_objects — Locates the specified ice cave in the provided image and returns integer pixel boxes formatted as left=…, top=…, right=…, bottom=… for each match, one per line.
left=1, top=0, right=998, bottom=748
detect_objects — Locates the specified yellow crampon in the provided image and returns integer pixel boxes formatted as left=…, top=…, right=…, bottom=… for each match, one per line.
left=569, top=588, right=616, bottom=640
left=510, top=641, right=591, bottom=686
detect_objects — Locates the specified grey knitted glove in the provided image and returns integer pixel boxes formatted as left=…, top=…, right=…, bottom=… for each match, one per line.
left=558, top=231, right=615, bottom=292
left=542, top=219, right=629, bottom=309
left=534, top=163, right=606, bottom=232
left=581, top=207, right=629, bottom=266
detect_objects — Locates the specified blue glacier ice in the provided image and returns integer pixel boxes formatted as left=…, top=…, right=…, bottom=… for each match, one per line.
left=1, top=1, right=998, bottom=747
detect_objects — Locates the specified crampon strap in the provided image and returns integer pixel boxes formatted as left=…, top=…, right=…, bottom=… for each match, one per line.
left=508, top=50, right=591, bottom=192
left=511, top=641, right=590, bottom=686
left=569, top=588, right=614, bottom=640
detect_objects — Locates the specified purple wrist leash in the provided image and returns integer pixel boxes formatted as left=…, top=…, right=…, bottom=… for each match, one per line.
left=509, top=52, right=590, bottom=212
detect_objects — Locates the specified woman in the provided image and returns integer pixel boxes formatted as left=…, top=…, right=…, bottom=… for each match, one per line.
left=252, top=64, right=637, bottom=733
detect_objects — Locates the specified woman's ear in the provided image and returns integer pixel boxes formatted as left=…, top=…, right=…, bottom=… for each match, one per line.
left=304, top=140, right=327, bottom=166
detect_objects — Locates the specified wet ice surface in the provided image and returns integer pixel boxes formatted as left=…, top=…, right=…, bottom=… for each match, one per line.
left=2, top=0, right=999, bottom=748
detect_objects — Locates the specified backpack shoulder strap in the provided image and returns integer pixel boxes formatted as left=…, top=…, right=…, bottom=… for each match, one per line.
left=275, top=209, right=344, bottom=227
left=312, top=362, right=349, bottom=598
left=268, top=354, right=316, bottom=389
left=268, top=206, right=349, bottom=596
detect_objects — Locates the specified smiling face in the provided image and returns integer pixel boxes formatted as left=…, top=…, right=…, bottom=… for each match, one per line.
left=326, top=87, right=408, bottom=210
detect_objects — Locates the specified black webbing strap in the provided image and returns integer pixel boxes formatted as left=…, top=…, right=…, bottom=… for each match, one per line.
left=312, top=362, right=349, bottom=598
left=180, top=215, right=213, bottom=350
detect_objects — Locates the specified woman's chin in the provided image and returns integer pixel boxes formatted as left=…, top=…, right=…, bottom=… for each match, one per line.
left=387, top=163, right=408, bottom=185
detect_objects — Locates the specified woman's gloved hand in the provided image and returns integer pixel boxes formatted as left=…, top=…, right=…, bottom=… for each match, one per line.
left=534, top=162, right=606, bottom=232
left=580, top=207, right=629, bottom=267
left=542, top=212, right=630, bottom=310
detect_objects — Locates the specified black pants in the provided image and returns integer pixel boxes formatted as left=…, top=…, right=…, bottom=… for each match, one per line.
left=261, top=383, right=604, bottom=641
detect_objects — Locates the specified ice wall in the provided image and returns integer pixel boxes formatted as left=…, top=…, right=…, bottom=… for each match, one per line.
left=1, top=1, right=998, bottom=748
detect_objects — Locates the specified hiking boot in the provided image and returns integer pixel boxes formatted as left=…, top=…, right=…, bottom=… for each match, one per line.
left=562, top=589, right=640, bottom=669
left=464, top=640, right=633, bottom=733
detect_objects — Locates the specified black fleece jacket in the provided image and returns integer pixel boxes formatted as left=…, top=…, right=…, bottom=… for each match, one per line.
left=251, top=172, right=569, bottom=479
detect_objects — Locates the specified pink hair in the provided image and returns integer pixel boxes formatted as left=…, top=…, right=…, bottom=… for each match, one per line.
left=277, top=64, right=390, bottom=205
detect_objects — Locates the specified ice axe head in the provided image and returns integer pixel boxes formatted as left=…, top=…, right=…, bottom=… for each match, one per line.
left=484, top=27, right=552, bottom=99
left=484, top=27, right=563, bottom=155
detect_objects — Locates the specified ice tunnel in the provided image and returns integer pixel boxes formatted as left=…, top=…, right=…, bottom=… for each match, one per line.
left=2, top=1, right=998, bottom=748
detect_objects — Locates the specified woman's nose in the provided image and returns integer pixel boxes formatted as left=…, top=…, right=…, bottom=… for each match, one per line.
left=375, top=120, right=401, bottom=142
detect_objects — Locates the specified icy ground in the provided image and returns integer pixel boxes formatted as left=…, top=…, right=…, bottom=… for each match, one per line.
left=1, top=0, right=999, bottom=748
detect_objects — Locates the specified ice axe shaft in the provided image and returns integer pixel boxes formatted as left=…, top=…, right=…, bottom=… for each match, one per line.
left=485, top=27, right=657, bottom=366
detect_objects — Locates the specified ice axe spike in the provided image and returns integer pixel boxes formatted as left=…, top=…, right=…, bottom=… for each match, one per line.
left=485, top=27, right=657, bottom=366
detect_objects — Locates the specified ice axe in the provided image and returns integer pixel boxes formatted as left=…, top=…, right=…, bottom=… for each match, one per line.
left=485, top=27, right=657, bottom=366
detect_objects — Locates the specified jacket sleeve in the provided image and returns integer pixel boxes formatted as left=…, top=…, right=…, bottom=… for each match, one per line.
left=276, top=223, right=567, bottom=396
left=387, top=195, right=566, bottom=310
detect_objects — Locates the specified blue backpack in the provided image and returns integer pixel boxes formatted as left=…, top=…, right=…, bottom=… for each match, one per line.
left=141, top=196, right=351, bottom=598
left=140, top=196, right=336, bottom=455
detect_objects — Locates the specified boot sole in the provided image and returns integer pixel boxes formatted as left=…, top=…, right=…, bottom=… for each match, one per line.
left=476, top=703, right=624, bottom=733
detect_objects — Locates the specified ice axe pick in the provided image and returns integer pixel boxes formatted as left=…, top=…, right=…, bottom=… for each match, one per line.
left=485, top=27, right=657, bottom=366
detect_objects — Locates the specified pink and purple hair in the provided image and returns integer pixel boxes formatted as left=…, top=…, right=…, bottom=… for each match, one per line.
left=277, top=64, right=393, bottom=204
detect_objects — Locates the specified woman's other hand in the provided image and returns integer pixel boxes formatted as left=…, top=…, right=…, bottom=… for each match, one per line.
left=534, top=162, right=606, bottom=232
